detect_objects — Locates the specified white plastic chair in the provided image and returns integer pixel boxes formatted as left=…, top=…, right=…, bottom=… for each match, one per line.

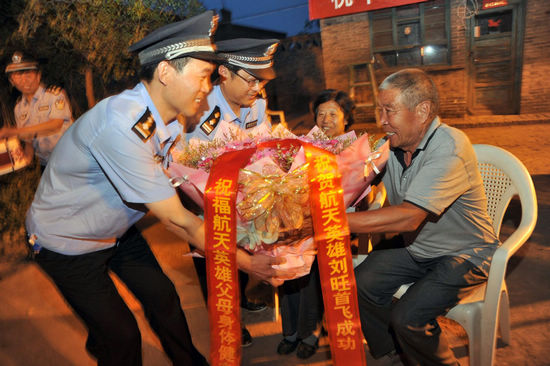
left=393, top=144, right=538, bottom=366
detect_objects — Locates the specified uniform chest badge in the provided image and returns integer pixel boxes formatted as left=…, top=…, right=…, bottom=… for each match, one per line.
left=245, top=120, right=258, bottom=129
left=38, top=105, right=49, bottom=111
left=55, top=97, right=65, bottom=110
left=200, top=106, right=220, bottom=136
left=132, top=108, right=156, bottom=142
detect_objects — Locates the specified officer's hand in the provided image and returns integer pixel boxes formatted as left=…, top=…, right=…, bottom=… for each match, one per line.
left=45, top=85, right=63, bottom=95
left=239, top=251, right=298, bottom=287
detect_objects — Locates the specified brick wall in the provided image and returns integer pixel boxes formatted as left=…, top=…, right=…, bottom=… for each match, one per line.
left=320, top=13, right=371, bottom=93
left=318, top=0, right=550, bottom=121
left=520, top=0, right=550, bottom=113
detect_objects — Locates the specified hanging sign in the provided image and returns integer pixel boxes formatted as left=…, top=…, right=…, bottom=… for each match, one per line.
left=482, top=0, right=508, bottom=9
left=309, top=0, right=427, bottom=20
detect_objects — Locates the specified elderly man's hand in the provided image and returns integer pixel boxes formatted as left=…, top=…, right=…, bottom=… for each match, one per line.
left=277, top=216, right=313, bottom=246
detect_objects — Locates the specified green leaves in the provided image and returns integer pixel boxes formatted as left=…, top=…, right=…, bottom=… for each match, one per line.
left=1, top=0, right=206, bottom=117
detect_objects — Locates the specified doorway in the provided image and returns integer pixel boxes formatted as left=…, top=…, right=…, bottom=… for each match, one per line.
left=467, top=1, right=526, bottom=115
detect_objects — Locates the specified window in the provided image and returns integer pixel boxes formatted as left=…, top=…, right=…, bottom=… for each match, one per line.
left=369, top=0, right=450, bottom=68
left=474, top=9, right=513, bottom=38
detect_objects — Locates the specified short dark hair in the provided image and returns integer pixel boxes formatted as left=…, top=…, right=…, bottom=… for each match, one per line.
left=138, top=57, right=191, bottom=82
left=312, top=89, right=356, bottom=131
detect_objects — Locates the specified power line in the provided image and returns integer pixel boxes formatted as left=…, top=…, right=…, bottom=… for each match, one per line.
left=230, top=3, right=309, bottom=22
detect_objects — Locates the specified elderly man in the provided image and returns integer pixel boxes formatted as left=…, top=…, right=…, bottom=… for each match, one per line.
left=1, top=52, right=73, bottom=170
left=347, top=68, right=499, bottom=365
left=25, top=11, right=293, bottom=366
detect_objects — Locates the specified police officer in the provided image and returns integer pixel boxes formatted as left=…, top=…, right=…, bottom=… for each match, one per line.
left=25, top=11, right=293, bottom=366
left=1, top=52, right=73, bottom=170
left=186, top=38, right=279, bottom=142
left=185, top=38, right=280, bottom=347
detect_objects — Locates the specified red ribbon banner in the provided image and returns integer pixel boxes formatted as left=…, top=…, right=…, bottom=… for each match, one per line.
left=204, top=140, right=366, bottom=365
left=304, top=144, right=366, bottom=365
left=205, top=147, right=255, bottom=366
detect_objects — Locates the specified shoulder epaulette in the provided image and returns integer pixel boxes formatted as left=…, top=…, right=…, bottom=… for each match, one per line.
left=132, top=108, right=156, bottom=142
left=199, top=106, right=221, bottom=136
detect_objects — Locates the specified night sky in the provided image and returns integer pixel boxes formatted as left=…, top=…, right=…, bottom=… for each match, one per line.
left=200, top=0, right=319, bottom=37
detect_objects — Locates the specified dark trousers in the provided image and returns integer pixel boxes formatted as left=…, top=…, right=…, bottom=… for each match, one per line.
left=354, top=247, right=487, bottom=366
left=193, top=256, right=249, bottom=308
left=35, top=226, right=207, bottom=366
left=279, top=258, right=324, bottom=339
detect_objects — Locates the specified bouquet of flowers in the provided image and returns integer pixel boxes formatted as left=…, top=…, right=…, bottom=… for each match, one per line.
left=169, top=121, right=389, bottom=277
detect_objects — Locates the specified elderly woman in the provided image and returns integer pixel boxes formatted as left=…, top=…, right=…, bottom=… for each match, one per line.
left=277, top=89, right=356, bottom=359
left=313, top=89, right=355, bottom=138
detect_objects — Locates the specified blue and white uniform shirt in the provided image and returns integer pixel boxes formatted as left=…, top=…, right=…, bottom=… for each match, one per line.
left=186, top=85, right=271, bottom=142
left=26, top=83, right=180, bottom=255
left=14, top=84, right=73, bottom=165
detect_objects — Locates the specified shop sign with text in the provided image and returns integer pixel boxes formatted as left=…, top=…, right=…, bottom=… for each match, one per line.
left=482, top=0, right=508, bottom=9
left=309, top=0, right=427, bottom=20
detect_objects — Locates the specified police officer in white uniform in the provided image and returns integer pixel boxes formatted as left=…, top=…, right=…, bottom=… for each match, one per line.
left=1, top=52, right=73, bottom=170
left=25, top=12, right=292, bottom=366
left=186, top=38, right=279, bottom=142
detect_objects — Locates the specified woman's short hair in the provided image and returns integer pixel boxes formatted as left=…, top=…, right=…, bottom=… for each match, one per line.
left=312, top=89, right=356, bottom=130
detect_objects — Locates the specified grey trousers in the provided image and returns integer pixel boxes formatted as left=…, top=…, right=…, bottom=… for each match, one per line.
left=354, top=247, right=487, bottom=366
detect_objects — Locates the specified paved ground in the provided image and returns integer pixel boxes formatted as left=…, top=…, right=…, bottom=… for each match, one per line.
left=1, top=121, right=549, bottom=365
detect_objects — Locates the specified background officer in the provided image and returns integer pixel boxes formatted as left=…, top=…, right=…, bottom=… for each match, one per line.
left=1, top=52, right=73, bottom=171
left=186, top=38, right=279, bottom=142
left=184, top=38, right=280, bottom=347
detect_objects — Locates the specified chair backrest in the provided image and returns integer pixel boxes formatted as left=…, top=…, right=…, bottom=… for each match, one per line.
left=470, top=146, right=537, bottom=366
left=473, top=144, right=538, bottom=254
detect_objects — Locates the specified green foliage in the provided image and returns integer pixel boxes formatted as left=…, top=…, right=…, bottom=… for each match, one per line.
left=14, top=0, right=203, bottom=81
left=0, top=0, right=206, bottom=118
left=0, top=161, right=41, bottom=262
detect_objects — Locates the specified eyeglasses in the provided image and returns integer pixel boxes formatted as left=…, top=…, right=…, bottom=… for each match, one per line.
left=229, top=68, right=266, bottom=89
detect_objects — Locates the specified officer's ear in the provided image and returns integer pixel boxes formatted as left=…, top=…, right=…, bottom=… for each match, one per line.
left=218, top=64, right=230, bottom=81
left=156, top=60, right=172, bottom=86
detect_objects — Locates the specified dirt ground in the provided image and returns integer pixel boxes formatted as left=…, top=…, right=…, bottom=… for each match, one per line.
left=0, top=123, right=549, bottom=365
